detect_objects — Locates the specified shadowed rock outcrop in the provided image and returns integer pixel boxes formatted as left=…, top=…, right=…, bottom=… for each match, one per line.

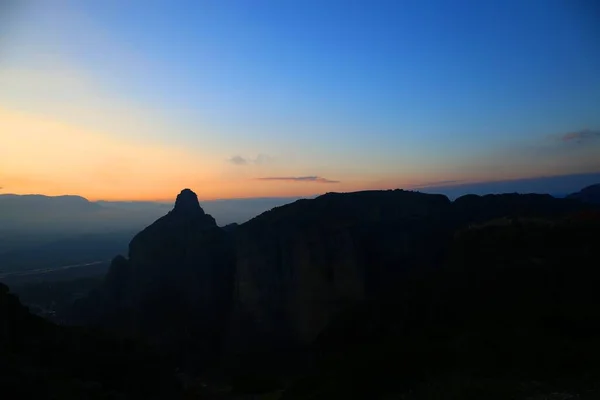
left=81, top=189, right=235, bottom=369
left=79, top=187, right=594, bottom=374
left=58, top=184, right=600, bottom=398
left=225, top=190, right=591, bottom=366
left=452, top=192, right=584, bottom=224
left=227, top=190, right=454, bottom=360
left=567, top=183, right=600, bottom=204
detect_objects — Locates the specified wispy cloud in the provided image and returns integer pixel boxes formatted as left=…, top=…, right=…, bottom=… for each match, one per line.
left=229, top=155, right=249, bottom=165
left=558, top=129, right=600, bottom=143
left=257, top=176, right=340, bottom=183
left=228, top=154, right=273, bottom=166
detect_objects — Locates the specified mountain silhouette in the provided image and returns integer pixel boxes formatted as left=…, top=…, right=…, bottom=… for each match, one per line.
left=74, top=186, right=598, bottom=386
left=4, top=183, right=600, bottom=397
left=567, top=183, right=600, bottom=204
left=76, top=189, right=235, bottom=370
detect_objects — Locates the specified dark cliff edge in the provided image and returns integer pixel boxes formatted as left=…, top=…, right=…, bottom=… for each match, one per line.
left=225, top=190, right=590, bottom=371
left=74, top=189, right=235, bottom=371
left=69, top=186, right=600, bottom=398
left=227, top=190, right=454, bottom=363
left=286, top=212, right=600, bottom=399
left=567, top=183, right=600, bottom=204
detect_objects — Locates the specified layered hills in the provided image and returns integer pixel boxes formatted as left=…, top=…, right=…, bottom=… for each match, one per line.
left=5, top=185, right=599, bottom=398
left=80, top=189, right=592, bottom=360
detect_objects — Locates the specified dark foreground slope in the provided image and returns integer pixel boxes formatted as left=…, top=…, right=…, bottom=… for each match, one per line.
left=226, top=191, right=586, bottom=365
left=567, top=183, right=600, bottom=204
left=72, top=187, right=600, bottom=398
left=0, top=283, right=181, bottom=399
left=284, top=211, right=600, bottom=399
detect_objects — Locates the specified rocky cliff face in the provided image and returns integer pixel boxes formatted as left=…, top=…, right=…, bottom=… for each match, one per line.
left=90, top=189, right=235, bottom=366
left=228, top=190, right=454, bottom=357
left=83, top=187, right=594, bottom=371
left=226, top=190, right=591, bottom=360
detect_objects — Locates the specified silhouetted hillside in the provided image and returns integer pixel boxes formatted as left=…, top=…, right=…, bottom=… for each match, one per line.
left=288, top=214, right=600, bottom=399
left=71, top=186, right=599, bottom=398
left=76, top=189, right=236, bottom=371
left=228, top=190, right=454, bottom=359
left=452, top=192, right=582, bottom=223
left=567, top=183, right=600, bottom=204
left=0, top=283, right=182, bottom=399
left=227, top=190, right=588, bottom=364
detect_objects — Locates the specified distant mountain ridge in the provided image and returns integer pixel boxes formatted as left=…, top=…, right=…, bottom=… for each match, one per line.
left=4, top=183, right=600, bottom=398
left=566, top=183, right=600, bottom=204
left=0, top=192, right=306, bottom=231
left=227, top=190, right=590, bottom=359
left=76, top=185, right=598, bottom=375
left=0, top=193, right=308, bottom=264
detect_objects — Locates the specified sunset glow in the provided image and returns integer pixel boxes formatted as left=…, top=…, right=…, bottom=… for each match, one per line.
left=1, top=1, right=599, bottom=200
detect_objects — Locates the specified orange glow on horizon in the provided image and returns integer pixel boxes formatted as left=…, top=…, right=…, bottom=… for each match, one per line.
left=0, top=107, right=386, bottom=201
left=3, top=107, right=595, bottom=202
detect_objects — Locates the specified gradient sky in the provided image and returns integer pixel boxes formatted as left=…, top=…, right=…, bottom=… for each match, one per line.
left=1, top=0, right=599, bottom=200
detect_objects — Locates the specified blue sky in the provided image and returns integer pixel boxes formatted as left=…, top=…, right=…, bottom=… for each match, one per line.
left=1, top=0, right=599, bottom=200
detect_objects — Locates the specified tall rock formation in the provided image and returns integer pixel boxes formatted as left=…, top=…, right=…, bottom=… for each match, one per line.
left=227, top=190, right=454, bottom=361
left=79, top=187, right=593, bottom=373
left=226, top=190, right=591, bottom=365
left=84, top=189, right=235, bottom=368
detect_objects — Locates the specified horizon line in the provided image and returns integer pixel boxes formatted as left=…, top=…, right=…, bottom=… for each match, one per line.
left=1, top=171, right=598, bottom=202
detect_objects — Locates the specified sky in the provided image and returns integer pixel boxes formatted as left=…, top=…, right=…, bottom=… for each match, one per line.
left=1, top=0, right=599, bottom=201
